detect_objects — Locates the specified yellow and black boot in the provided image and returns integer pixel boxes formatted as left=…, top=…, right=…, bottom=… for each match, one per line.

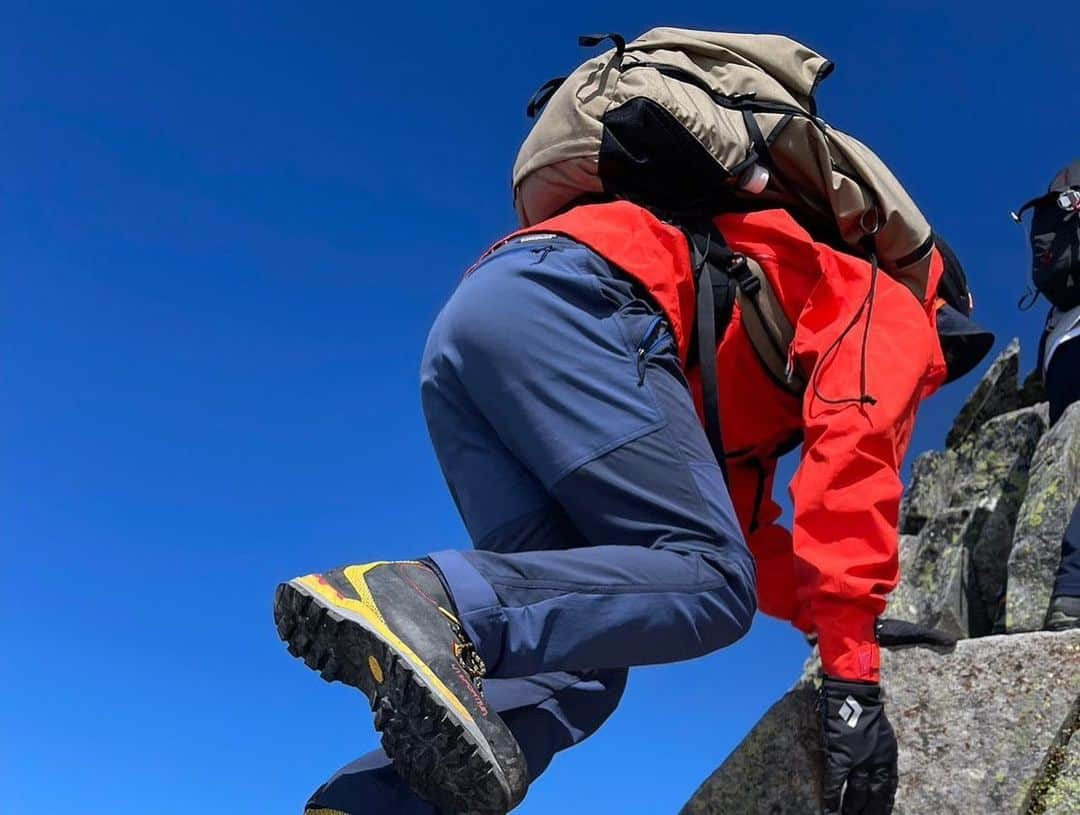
left=274, top=561, right=528, bottom=815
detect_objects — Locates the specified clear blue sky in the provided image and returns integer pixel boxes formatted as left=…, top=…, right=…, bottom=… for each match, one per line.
left=3, top=2, right=1074, bottom=812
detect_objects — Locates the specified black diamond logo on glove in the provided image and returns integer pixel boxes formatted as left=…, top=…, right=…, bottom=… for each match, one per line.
left=838, top=696, right=863, bottom=728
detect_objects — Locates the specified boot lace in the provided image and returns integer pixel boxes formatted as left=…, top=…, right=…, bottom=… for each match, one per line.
left=447, top=616, right=486, bottom=691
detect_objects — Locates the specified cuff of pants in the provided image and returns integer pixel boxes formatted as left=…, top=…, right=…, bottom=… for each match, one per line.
left=427, top=549, right=507, bottom=672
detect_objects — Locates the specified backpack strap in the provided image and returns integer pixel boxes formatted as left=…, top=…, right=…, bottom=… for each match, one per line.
left=678, top=220, right=807, bottom=423
left=734, top=255, right=806, bottom=395
left=683, top=224, right=732, bottom=481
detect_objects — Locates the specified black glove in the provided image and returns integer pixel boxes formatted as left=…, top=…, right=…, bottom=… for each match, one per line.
left=818, top=677, right=899, bottom=815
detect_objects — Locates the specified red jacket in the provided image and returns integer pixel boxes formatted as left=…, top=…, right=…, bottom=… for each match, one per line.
left=514, top=201, right=948, bottom=681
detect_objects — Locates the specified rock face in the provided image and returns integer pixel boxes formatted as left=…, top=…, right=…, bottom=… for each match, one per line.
left=945, top=339, right=1022, bottom=449
left=682, top=632, right=1080, bottom=815
left=892, top=402, right=1047, bottom=637
left=685, top=343, right=1080, bottom=814
left=1008, top=403, right=1080, bottom=632
left=1042, top=730, right=1080, bottom=815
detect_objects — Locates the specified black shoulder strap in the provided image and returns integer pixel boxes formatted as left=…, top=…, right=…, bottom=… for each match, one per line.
left=682, top=220, right=740, bottom=483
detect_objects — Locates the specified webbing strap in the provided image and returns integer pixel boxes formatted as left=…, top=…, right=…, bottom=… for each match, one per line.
left=694, top=252, right=728, bottom=482
left=741, top=109, right=770, bottom=169
left=683, top=219, right=805, bottom=481
left=735, top=258, right=805, bottom=395
left=685, top=220, right=803, bottom=394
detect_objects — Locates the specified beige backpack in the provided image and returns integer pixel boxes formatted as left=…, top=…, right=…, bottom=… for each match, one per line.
left=513, top=28, right=936, bottom=304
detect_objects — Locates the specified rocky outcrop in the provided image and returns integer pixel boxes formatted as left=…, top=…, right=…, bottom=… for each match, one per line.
left=945, top=340, right=1023, bottom=449
left=898, top=450, right=956, bottom=536
left=682, top=632, right=1080, bottom=815
left=1008, top=403, right=1080, bottom=632
left=1042, top=728, right=1080, bottom=815
left=685, top=342, right=1080, bottom=814
left=892, top=401, right=1047, bottom=637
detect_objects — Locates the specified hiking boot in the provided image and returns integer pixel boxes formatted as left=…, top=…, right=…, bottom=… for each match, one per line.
left=274, top=561, right=528, bottom=815
left=1045, top=595, right=1080, bottom=632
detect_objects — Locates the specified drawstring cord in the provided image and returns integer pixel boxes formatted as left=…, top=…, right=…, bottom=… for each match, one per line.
left=810, top=251, right=879, bottom=408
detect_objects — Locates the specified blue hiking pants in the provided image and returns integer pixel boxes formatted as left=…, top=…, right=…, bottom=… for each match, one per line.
left=307, top=235, right=755, bottom=813
left=1046, top=334, right=1080, bottom=598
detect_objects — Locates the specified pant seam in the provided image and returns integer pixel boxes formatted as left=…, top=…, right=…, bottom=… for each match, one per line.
left=551, top=420, right=734, bottom=553
left=545, top=417, right=668, bottom=487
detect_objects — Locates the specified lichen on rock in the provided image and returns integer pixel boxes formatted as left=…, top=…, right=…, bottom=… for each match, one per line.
left=888, top=403, right=1047, bottom=637
left=1008, top=402, right=1080, bottom=633
left=946, top=338, right=1022, bottom=449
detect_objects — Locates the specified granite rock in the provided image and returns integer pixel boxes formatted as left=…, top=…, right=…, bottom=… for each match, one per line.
left=946, top=339, right=1022, bottom=449
left=1008, top=402, right=1080, bottom=632
left=889, top=406, right=1046, bottom=636
left=682, top=632, right=1080, bottom=815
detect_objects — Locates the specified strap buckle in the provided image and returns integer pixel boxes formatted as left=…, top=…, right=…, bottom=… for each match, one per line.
left=727, top=253, right=761, bottom=297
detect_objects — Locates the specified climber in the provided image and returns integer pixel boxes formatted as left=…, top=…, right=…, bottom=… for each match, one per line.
left=1014, top=160, right=1080, bottom=631
left=273, top=200, right=993, bottom=815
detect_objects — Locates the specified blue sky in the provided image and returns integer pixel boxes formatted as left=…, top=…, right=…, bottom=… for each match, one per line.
left=3, top=2, right=1074, bottom=813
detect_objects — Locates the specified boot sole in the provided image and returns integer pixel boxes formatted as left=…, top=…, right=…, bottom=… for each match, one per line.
left=1045, top=612, right=1080, bottom=631
left=274, top=579, right=516, bottom=815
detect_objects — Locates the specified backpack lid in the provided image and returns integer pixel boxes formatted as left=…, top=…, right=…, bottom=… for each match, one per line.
left=628, top=28, right=835, bottom=111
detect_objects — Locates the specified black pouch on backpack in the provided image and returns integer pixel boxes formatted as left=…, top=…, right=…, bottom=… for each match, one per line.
left=1014, top=161, right=1080, bottom=310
